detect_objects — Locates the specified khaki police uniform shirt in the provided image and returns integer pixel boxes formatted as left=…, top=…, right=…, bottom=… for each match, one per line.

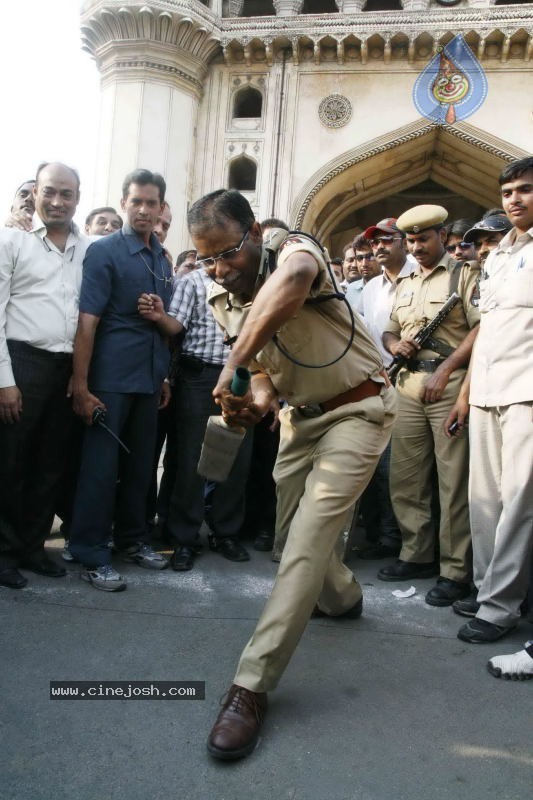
left=208, top=234, right=384, bottom=406
left=469, top=227, right=533, bottom=407
left=384, top=254, right=480, bottom=365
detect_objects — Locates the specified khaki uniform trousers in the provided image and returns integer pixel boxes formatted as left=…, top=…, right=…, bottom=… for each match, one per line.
left=234, top=387, right=397, bottom=693
left=469, top=403, right=533, bottom=627
left=390, top=370, right=471, bottom=581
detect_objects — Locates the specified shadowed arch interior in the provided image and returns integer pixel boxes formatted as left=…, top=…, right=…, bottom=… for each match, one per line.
left=233, top=86, right=263, bottom=119
left=291, top=120, right=528, bottom=252
left=228, top=155, right=257, bottom=191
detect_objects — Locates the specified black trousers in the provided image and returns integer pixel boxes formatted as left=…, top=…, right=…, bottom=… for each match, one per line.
left=164, top=359, right=252, bottom=547
left=0, top=341, right=73, bottom=569
left=69, top=391, right=160, bottom=568
left=241, top=411, right=279, bottom=537
left=359, top=441, right=401, bottom=547
left=146, top=393, right=178, bottom=524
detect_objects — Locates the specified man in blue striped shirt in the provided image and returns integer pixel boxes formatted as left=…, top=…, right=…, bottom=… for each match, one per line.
left=140, top=266, right=252, bottom=571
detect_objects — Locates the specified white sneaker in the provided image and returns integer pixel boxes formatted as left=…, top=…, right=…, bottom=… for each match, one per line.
left=487, top=641, right=533, bottom=680
left=119, top=543, right=168, bottom=570
left=81, top=565, right=127, bottom=592
left=61, top=540, right=76, bottom=563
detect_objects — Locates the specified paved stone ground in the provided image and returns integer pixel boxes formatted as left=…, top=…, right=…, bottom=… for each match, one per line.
left=1, top=532, right=531, bottom=800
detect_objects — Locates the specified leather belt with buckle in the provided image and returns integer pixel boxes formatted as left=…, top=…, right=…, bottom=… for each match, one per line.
left=298, top=377, right=383, bottom=418
left=406, top=358, right=446, bottom=373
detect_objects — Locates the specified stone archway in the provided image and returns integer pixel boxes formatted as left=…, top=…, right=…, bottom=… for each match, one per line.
left=291, top=119, right=528, bottom=250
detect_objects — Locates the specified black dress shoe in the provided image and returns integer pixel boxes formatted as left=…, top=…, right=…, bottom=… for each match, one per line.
left=457, top=617, right=514, bottom=644
left=208, top=536, right=250, bottom=562
left=0, top=567, right=28, bottom=589
left=452, top=591, right=480, bottom=618
left=171, top=546, right=196, bottom=571
left=378, top=559, right=438, bottom=582
left=425, top=577, right=471, bottom=607
left=253, top=531, right=274, bottom=552
left=207, top=684, right=267, bottom=760
left=312, top=596, right=363, bottom=619
left=20, top=554, right=66, bottom=577
left=359, top=542, right=401, bottom=560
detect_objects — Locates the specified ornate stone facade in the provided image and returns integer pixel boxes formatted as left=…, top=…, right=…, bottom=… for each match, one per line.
left=81, top=0, right=532, bottom=254
left=318, top=94, right=353, bottom=128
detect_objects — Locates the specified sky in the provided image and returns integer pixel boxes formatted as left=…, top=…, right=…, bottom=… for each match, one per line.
left=0, top=1, right=101, bottom=225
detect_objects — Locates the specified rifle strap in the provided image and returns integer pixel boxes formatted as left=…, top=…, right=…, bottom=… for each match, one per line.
left=424, top=336, right=455, bottom=358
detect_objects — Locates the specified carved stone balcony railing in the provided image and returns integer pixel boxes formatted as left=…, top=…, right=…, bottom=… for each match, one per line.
left=80, top=1, right=533, bottom=73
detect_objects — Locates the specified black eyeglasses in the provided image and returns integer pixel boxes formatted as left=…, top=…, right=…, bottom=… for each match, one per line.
left=370, top=235, right=402, bottom=246
left=196, top=230, right=250, bottom=269
left=356, top=253, right=375, bottom=262
left=445, top=242, right=472, bottom=253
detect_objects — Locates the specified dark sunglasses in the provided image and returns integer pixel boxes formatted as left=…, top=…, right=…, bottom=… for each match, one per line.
left=445, top=242, right=472, bottom=253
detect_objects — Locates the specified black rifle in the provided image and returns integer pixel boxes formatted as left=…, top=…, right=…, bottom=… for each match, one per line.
left=387, top=292, right=461, bottom=383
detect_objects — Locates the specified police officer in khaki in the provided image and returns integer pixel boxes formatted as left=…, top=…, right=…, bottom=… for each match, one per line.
left=158, top=189, right=397, bottom=761
left=446, top=156, right=533, bottom=649
left=379, top=205, right=480, bottom=607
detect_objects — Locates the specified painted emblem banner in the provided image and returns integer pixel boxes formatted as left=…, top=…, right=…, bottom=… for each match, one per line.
left=413, top=34, right=488, bottom=125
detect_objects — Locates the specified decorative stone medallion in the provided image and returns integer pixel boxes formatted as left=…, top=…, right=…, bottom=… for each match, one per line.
left=318, top=94, right=352, bottom=129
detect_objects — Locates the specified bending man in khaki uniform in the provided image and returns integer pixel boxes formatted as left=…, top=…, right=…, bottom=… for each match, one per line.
left=379, top=205, right=480, bottom=607
left=140, top=189, right=397, bottom=760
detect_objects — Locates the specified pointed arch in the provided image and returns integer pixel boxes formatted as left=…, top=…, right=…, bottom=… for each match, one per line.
left=291, top=119, right=528, bottom=237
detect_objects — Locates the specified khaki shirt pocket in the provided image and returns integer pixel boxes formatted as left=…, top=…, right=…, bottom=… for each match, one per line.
left=392, top=289, right=414, bottom=328
left=500, top=267, right=533, bottom=309
left=274, top=318, right=306, bottom=358
left=256, top=318, right=305, bottom=378
left=426, top=285, right=448, bottom=311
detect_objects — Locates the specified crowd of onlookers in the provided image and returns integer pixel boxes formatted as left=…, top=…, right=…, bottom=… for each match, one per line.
left=0, top=157, right=532, bottom=681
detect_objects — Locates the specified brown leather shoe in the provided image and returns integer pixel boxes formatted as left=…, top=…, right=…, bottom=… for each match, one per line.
left=207, top=684, right=267, bottom=760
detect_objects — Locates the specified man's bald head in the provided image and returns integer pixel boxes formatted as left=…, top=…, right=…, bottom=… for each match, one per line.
left=33, top=162, right=80, bottom=231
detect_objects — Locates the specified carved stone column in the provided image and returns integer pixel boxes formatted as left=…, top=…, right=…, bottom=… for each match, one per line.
left=273, top=0, right=304, bottom=16
left=225, top=0, right=244, bottom=16
left=81, top=2, right=221, bottom=253
left=335, top=0, right=366, bottom=11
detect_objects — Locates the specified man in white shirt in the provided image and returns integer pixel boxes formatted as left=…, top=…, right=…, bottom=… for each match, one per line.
left=357, top=219, right=414, bottom=558
left=0, top=162, right=91, bottom=589
left=339, top=241, right=359, bottom=292
left=360, top=219, right=414, bottom=367
left=446, top=156, right=533, bottom=645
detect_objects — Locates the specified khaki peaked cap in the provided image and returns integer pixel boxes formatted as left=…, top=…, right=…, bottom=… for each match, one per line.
left=396, top=205, right=448, bottom=234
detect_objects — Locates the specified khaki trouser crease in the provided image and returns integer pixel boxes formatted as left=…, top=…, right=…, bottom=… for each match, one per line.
left=234, top=388, right=397, bottom=693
